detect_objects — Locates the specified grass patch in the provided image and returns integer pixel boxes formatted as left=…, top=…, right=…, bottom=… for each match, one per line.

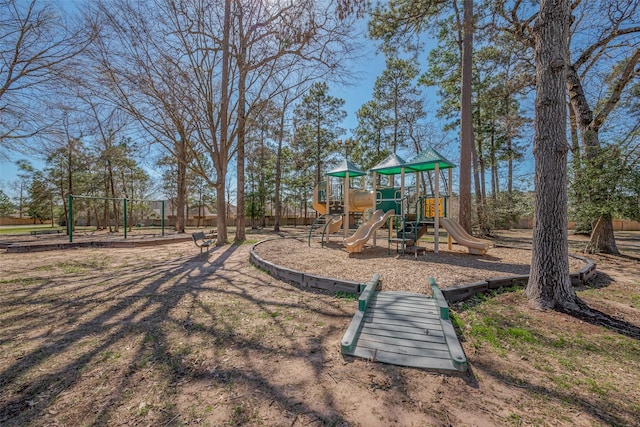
left=241, top=239, right=260, bottom=245
left=458, top=288, right=640, bottom=425
left=0, top=225, right=64, bottom=235
left=334, top=291, right=358, bottom=301
left=54, top=260, right=106, bottom=274
left=228, top=403, right=261, bottom=425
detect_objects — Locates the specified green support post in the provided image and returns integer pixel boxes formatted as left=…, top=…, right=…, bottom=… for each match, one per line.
left=123, top=198, right=127, bottom=239
left=161, top=201, right=165, bottom=236
left=68, top=194, right=73, bottom=243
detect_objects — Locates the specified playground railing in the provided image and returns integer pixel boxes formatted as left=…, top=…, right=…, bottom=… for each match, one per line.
left=387, top=213, right=412, bottom=256
left=308, top=214, right=343, bottom=247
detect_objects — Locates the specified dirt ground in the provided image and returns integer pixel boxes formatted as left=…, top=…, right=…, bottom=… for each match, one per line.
left=0, top=228, right=639, bottom=426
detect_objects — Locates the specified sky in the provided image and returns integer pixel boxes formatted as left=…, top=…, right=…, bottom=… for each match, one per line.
left=0, top=5, right=530, bottom=200
left=0, top=13, right=408, bottom=197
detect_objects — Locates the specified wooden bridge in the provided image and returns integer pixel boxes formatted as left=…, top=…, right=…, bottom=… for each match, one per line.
left=341, top=276, right=467, bottom=372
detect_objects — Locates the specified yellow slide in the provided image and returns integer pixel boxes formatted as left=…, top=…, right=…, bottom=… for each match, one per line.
left=326, top=215, right=343, bottom=234
left=343, top=210, right=395, bottom=254
left=440, top=218, right=492, bottom=255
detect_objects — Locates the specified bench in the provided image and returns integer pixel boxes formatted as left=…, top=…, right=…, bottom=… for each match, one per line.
left=30, top=229, right=63, bottom=237
left=192, top=232, right=214, bottom=254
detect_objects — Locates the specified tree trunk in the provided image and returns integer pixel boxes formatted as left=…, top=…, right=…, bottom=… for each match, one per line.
left=473, top=102, right=486, bottom=234
left=235, top=67, right=247, bottom=242
left=175, top=140, right=187, bottom=233
left=216, top=0, right=231, bottom=245
left=216, top=178, right=227, bottom=244
left=586, top=214, right=619, bottom=254
left=565, top=51, right=635, bottom=250
left=472, top=136, right=485, bottom=234
left=526, top=0, right=577, bottom=311
left=274, top=107, right=286, bottom=232
left=458, top=0, right=474, bottom=234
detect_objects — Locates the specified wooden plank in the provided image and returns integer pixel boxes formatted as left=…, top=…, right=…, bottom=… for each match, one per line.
left=363, top=312, right=442, bottom=328
left=359, top=326, right=446, bottom=344
left=374, top=292, right=433, bottom=302
left=370, top=300, right=437, bottom=311
left=340, top=310, right=364, bottom=354
left=365, top=307, right=440, bottom=320
left=350, top=347, right=456, bottom=371
left=356, top=338, right=450, bottom=359
left=361, top=322, right=445, bottom=338
left=430, top=280, right=449, bottom=320
left=358, top=274, right=380, bottom=312
left=369, top=306, right=439, bottom=318
left=372, top=295, right=435, bottom=306
left=357, top=332, right=449, bottom=351
left=440, top=318, right=467, bottom=372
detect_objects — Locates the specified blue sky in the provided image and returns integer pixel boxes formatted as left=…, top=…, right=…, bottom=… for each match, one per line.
left=1, top=9, right=533, bottom=200
left=0, top=17, right=410, bottom=194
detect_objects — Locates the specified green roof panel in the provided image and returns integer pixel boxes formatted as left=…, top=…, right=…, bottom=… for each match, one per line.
left=405, top=147, right=456, bottom=172
left=369, top=153, right=408, bottom=175
left=326, top=160, right=367, bottom=177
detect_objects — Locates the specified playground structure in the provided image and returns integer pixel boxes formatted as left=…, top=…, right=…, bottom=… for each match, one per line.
left=310, top=148, right=492, bottom=254
left=343, top=209, right=395, bottom=253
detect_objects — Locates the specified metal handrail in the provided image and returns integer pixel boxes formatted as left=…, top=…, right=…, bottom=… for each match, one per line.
left=308, top=214, right=343, bottom=247
left=320, top=214, right=343, bottom=247
left=387, top=213, right=410, bottom=256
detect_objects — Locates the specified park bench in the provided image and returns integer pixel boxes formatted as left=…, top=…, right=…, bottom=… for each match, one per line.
left=192, top=231, right=214, bottom=254
left=30, top=229, right=63, bottom=237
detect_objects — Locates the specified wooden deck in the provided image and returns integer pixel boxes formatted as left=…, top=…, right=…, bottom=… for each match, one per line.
left=341, top=278, right=467, bottom=372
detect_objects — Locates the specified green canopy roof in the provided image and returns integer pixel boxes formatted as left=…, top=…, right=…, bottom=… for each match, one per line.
left=369, top=153, right=408, bottom=175
left=326, top=160, right=367, bottom=178
left=405, top=147, right=456, bottom=172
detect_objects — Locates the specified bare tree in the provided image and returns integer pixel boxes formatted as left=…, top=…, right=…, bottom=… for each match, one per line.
left=87, top=0, right=205, bottom=234
left=0, top=0, right=92, bottom=154
left=85, top=0, right=357, bottom=243
left=231, top=0, right=359, bottom=241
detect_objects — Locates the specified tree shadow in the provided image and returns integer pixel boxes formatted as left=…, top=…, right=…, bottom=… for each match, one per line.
left=559, top=298, right=640, bottom=340
left=0, top=241, right=359, bottom=426
left=471, top=360, right=637, bottom=426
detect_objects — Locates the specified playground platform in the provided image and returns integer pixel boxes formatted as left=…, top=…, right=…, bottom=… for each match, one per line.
left=341, top=276, right=467, bottom=372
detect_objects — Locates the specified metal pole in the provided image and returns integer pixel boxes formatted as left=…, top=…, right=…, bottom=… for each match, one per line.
left=123, top=198, right=127, bottom=239
left=372, top=171, right=377, bottom=246
left=68, top=194, right=73, bottom=243
left=434, top=164, right=440, bottom=253
left=161, top=201, right=165, bottom=236
left=344, top=171, right=350, bottom=239
left=401, top=167, right=405, bottom=215
left=448, top=167, right=453, bottom=250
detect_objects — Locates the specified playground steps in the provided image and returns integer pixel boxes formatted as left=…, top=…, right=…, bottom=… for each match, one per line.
left=396, top=220, right=430, bottom=242
left=341, top=277, right=467, bottom=373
